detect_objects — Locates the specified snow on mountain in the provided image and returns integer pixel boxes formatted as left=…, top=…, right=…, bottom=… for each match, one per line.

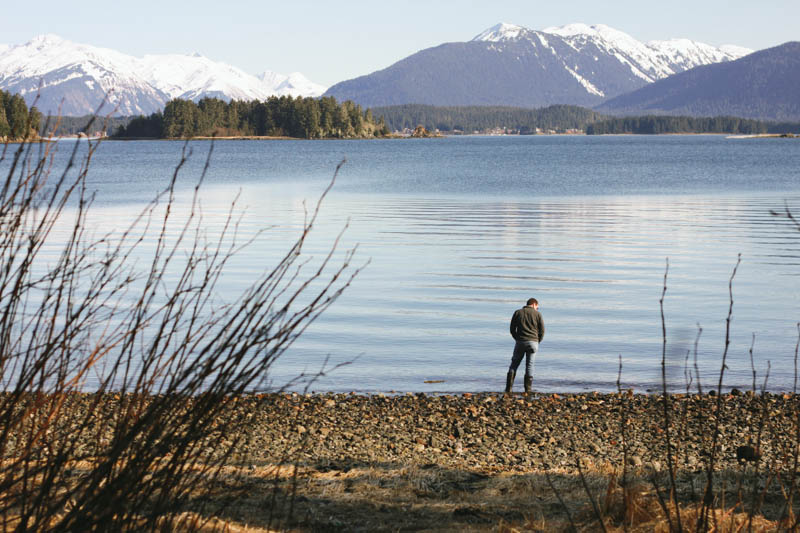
left=720, top=44, right=754, bottom=57
left=258, top=70, right=327, bottom=97
left=0, top=34, right=327, bottom=116
left=542, top=23, right=665, bottom=81
left=138, top=52, right=276, bottom=101
left=541, top=23, right=752, bottom=82
left=646, top=38, right=744, bottom=74
left=327, top=22, right=753, bottom=110
left=471, top=23, right=528, bottom=42
left=598, top=41, right=800, bottom=121
left=0, top=34, right=165, bottom=115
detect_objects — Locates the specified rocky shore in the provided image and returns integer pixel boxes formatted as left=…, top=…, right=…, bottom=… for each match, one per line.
left=233, top=390, right=796, bottom=473
left=214, top=390, right=799, bottom=530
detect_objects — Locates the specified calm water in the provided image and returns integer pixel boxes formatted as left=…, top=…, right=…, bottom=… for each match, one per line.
left=8, top=135, right=800, bottom=393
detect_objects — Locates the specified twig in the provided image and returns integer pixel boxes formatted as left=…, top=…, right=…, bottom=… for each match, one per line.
left=617, top=355, right=630, bottom=533
left=659, top=258, right=683, bottom=532
left=544, top=470, right=578, bottom=533
left=575, top=455, right=608, bottom=533
left=699, top=254, right=741, bottom=531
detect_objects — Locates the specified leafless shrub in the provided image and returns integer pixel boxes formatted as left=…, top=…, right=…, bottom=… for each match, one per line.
left=0, top=123, right=361, bottom=530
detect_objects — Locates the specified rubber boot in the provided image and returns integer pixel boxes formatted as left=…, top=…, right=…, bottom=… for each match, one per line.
left=524, top=375, right=533, bottom=395
left=505, top=370, right=516, bottom=394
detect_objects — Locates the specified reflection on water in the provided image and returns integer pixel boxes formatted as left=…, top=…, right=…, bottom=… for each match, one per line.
left=88, top=185, right=795, bottom=394
left=18, top=136, right=800, bottom=393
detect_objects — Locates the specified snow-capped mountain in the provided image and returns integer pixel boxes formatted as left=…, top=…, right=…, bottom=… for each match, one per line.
left=472, top=22, right=528, bottom=42
left=138, top=52, right=277, bottom=102
left=539, top=23, right=750, bottom=83
left=0, top=34, right=327, bottom=116
left=0, top=34, right=167, bottom=116
left=325, top=22, right=751, bottom=108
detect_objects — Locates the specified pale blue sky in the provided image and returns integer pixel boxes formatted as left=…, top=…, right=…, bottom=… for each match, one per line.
left=2, top=0, right=797, bottom=86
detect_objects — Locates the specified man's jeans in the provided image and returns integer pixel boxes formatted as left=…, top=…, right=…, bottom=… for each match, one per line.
left=509, top=340, right=538, bottom=376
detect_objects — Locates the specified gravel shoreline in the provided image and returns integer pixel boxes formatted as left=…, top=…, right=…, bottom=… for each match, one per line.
left=11, top=390, right=796, bottom=473
left=218, top=390, right=796, bottom=473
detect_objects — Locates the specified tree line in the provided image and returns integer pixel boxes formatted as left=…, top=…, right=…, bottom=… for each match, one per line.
left=115, top=95, right=390, bottom=139
left=373, top=104, right=800, bottom=135
left=585, top=115, right=799, bottom=135
left=0, top=90, right=41, bottom=141
left=371, top=104, right=605, bottom=133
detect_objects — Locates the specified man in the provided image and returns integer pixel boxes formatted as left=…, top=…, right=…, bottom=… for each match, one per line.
left=507, top=298, right=545, bottom=394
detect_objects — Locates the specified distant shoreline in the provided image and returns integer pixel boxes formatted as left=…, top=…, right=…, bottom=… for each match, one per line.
left=727, top=133, right=798, bottom=139
left=18, top=131, right=799, bottom=143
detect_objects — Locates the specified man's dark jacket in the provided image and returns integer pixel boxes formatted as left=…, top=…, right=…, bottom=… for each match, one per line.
left=510, top=306, right=545, bottom=342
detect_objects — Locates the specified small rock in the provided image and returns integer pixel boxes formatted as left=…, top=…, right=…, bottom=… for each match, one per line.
left=736, top=445, right=761, bottom=463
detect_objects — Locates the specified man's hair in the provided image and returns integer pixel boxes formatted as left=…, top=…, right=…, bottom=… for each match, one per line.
left=527, top=298, right=538, bottom=306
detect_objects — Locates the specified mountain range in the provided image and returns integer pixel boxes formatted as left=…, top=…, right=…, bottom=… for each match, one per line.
left=2, top=26, right=797, bottom=122
left=0, top=34, right=327, bottom=116
left=324, top=23, right=751, bottom=108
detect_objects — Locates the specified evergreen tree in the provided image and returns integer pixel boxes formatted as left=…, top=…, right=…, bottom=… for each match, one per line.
left=225, top=101, right=241, bottom=132
left=318, top=97, right=337, bottom=137
left=0, top=91, right=8, bottom=139
left=28, top=106, right=42, bottom=135
left=346, top=102, right=364, bottom=136
left=0, top=102, right=9, bottom=139
left=297, top=97, right=321, bottom=139
left=333, top=104, right=352, bottom=138
left=162, top=99, right=198, bottom=138
left=7, top=94, right=30, bottom=139
left=197, top=97, right=226, bottom=136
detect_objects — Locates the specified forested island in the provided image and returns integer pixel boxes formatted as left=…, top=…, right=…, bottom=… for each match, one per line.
left=115, top=96, right=389, bottom=139
left=0, top=89, right=41, bottom=141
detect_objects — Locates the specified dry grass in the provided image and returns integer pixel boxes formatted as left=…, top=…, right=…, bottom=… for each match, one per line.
left=164, top=459, right=790, bottom=532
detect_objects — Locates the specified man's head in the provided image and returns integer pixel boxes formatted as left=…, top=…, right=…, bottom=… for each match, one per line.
left=526, top=298, right=539, bottom=309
